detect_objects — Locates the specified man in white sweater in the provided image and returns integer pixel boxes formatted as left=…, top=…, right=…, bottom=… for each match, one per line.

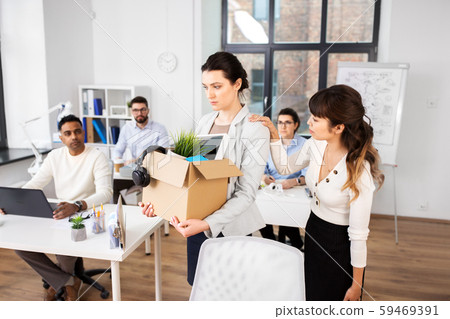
left=15, top=115, right=113, bottom=301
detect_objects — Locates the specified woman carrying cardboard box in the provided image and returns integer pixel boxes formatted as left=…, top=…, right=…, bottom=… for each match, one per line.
left=140, top=51, right=270, bottom=285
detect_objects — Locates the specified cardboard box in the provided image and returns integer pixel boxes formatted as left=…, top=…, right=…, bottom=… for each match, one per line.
left=142, top=151, right=243, bottom=222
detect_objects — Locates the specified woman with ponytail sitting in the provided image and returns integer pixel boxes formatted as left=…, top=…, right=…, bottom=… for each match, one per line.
left=250, top=84, right=384, bottom=301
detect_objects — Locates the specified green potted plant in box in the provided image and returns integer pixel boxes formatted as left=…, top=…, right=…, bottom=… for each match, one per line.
left=170, top=130, right=209, bottom=159
left=70, top=214, right=87, bottom=242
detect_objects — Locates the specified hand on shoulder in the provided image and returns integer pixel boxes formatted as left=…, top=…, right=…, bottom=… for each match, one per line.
left=248, top=114, right=279, bottom=139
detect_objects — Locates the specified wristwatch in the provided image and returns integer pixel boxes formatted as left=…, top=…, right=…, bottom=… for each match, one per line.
left=296, top=177, right=302, bottom=185
left=74, top=201, right=83, bottom=212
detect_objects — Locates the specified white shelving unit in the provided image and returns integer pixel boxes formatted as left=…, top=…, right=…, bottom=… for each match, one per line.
left=78, top=85, right=150, bottom=158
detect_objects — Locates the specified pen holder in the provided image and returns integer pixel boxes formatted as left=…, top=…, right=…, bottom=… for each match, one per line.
left=92, top=214, right=106, bottom=234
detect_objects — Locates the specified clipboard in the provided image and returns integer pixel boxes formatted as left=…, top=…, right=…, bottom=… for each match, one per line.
left=108, top=195, right=126, bottom=249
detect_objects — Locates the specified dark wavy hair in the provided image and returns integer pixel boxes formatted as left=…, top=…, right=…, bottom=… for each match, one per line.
left=201, top=51, right=249, bottom=100
left=278, top=108, right=301, bottom=133
left=309, top=84, right=384, bottom=201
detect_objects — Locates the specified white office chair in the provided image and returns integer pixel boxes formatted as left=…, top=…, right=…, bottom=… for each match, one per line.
left=190, top=236, right=305, bottom=301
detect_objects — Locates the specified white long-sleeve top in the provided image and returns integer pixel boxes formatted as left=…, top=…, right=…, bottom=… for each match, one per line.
left=270, top=137, right=375, bottom=267
left=24, top=146, right=113, bottom=209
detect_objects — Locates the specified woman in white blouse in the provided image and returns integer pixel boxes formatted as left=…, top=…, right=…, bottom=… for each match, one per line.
left=250, top=84, right=384, bottom=301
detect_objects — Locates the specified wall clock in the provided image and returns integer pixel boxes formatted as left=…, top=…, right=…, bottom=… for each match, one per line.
left=157, top=51, right=177, bottom=73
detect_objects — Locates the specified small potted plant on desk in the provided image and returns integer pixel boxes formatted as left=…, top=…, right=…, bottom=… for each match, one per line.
left=70, top=214, right=87, bottom=242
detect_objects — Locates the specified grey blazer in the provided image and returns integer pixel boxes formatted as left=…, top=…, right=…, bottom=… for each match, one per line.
left=196, top=105, right=270, bottom=237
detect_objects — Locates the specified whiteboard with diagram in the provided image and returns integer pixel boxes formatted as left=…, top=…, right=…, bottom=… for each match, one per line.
left=336, top=62, right=409, bottom=165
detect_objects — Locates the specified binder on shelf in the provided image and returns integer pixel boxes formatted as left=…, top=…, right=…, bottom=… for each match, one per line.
left=82, top=118, right=87, bottom=142
left=87, top=90, right=94, bottom=115
left=110, top=126, right=120, bottom=144
left=94, top=98, right=103, bottom=116
left=82, top=91, right=89, bottom=115
left=86, top=118, right=95, bottom=143
left=92, top=119, right=107, bottom=144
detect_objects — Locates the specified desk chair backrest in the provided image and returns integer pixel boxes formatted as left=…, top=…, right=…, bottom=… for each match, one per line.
left=189, top=236, right=305, bottom=301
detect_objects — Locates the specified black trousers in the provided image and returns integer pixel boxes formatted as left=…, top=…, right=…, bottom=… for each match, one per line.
left=186, top=232, right=224, bottom=286
left=259, top=224, right=276, bottom=240
left=259, top=224, right=304, bottom=250
left=278, top=226, right=303, bottom=250
left=304, top=212, right=353, bottom=301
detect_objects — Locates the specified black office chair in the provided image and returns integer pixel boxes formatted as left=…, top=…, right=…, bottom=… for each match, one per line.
left=74, top=257, right=110, bottom=299
left=42, top=257, right=110, bottom=300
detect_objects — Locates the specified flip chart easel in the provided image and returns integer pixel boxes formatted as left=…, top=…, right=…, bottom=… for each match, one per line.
left=337, top=62, right=410, bottom=244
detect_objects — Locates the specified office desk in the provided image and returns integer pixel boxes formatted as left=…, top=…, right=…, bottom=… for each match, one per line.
left=0, top=204, right=165, bottom=301
left=255, top=186, right=311, bottom=228
left=113, top=171, right=132, bottom=180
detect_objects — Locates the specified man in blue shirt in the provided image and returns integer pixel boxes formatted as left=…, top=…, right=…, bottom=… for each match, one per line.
left=113, top=96, right=169, bottom=162
left=260, top=108, right=308, bottom=251
left=112, top=96, right=168, bottom=203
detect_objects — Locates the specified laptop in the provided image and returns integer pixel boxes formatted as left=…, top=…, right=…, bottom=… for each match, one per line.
left=0, top=187, right=59, bottom=218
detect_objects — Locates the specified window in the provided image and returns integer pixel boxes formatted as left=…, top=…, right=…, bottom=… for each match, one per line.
left=251, top=69, right=277, bottom=102
left=251, top=69, right=264, bottom=102
left=0, top=51, right=7, bottom=149
left=254, top=0, right=280, bottom=21
left=223, top=0, right=381, bottom=134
